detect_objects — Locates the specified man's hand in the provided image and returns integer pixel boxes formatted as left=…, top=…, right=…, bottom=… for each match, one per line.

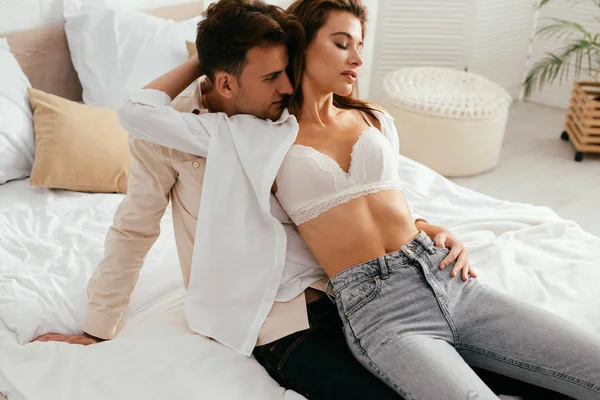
left=33, top=333, right=102, bottom=346
left=143, top=58, right=205, bottom=101
left=433, top=230, right=477, bottom=282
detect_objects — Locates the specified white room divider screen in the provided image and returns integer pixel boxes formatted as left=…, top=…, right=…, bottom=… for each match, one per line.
left=369, top=0, right=537, bottom=103
left=209, top=0, right=598, bottom=109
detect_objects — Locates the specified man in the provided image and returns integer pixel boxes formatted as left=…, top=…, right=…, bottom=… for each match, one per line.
left=37, top=1, right=568, bottom=399
left=36, top=2, right=398, bottom=398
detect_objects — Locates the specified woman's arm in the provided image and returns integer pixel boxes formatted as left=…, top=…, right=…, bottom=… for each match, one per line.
left=415, top=219, right=443, bottom=238
left=378, top=110, right=476, bottom=280
left=375, top=109, right=429, bottom=224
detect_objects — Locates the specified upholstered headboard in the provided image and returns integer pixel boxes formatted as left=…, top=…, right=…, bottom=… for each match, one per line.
left=2, top=1, right=204, bottom=102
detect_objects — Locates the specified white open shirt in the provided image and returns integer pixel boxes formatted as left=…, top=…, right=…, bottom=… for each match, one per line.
left=118, top=88, right=415, bottom=356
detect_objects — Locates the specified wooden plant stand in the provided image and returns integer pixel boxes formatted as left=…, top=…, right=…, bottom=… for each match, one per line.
left=561, top=81, right=600, bottom=162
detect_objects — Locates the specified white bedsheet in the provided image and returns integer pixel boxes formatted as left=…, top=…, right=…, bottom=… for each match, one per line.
left=0, top=289, right=304, bottom=400
left=1, top=156, right=599, bottom=399
left=0, top=179, right=303, bottom=399
left=399, top=156, right=600, bottom=334
left=0, top=179, right=184, bottom=344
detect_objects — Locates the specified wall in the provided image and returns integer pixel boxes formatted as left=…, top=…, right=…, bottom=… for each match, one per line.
left=468, top=0, right=537, bottom=99
left=369, top=0, right=537, bottom=104
left=0, top=0, right=193, bottom=34
left=1, top=0, right=379, bottom=99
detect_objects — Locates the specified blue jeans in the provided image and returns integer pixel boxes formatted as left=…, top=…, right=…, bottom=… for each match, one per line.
left=329, top=231, right=600, bottom=400
left=254, top=296, right=571, bottom=400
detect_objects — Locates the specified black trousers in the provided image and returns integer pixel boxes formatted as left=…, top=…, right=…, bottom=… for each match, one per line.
left=253, top=297, right=571, bottom=400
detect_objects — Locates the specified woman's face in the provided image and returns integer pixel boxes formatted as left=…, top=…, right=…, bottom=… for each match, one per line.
left=304, top=11, right=364, bottom=97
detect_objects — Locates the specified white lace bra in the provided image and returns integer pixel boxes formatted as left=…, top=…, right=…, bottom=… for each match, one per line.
left=275, top=111, right=403, bottom=225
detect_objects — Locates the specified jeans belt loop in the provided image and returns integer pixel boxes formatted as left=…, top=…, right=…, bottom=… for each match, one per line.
left=325, top=279, right=336, bottom=303
left=417, top=231, right=436, bottom=254
left=378, top=256, right=390, bottom=279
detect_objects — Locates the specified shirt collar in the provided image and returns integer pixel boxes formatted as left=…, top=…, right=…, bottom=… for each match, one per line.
left=273, top=108, right=296, bottom=125
left=195, top=77, right=296, bottom=124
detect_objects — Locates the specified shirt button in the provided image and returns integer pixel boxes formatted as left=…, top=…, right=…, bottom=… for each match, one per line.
left=192, top=161, right=200, bottom=169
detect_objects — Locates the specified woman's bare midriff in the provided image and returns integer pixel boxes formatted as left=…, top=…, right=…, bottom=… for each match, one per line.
left=297, top=189, right=419, bottom=278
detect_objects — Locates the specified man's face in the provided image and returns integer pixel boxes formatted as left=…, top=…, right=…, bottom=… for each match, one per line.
left=233, top=44, right=293, bottom=120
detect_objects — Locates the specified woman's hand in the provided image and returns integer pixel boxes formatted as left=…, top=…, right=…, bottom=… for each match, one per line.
left=434, top=231, right=477, bottom=282
left=33, top=333, right=102, bottom=345
left=199, top=75, right=213, bottom=95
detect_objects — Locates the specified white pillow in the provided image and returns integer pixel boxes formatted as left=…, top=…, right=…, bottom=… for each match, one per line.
left=0, top=38, right=35, bottom=185
left=64, top=0, right=200, bottom=108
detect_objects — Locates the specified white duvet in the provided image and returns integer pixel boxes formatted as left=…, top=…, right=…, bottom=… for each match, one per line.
left=0, top=155, right=599, bottom=400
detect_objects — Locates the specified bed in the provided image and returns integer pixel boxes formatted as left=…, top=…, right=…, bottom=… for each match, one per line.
left=1, top=3, right=304, bottom=399
left=1, top=2, right=599, bottom=400
left=0, top=179, right=303, bottom=400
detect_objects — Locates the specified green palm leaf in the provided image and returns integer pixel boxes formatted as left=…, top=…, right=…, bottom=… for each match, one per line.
left=524, top=0, right=600, bottom=96
left=537, top=19, right=589, bottom=39
left=523, top=40, right=600, bottom=97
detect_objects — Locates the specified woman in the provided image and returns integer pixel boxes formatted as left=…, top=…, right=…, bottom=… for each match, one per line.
left=272, top=0, right=600, bottom=399
left=117, top=0, right=600, bottom=398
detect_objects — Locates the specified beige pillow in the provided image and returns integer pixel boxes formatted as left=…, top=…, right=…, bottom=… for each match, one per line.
left=28, top=88, right=132, bottom=193
left=186, top=40, right=197, bottom=59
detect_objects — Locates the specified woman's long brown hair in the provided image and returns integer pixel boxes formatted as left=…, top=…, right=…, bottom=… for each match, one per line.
left=286, top=0, right=378, bottom=118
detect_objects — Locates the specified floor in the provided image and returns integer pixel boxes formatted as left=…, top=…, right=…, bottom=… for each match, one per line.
left=450, top=101, right=600, bottom=237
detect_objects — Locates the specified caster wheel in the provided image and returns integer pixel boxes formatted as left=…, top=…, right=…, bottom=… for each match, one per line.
left=561, top=131, right=569, bottom=141
left=575, top=152, right=584, bottom=162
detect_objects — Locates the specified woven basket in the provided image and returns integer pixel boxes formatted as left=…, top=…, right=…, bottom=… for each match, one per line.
left=383, top=67, right=512, bottom=177
left=562, top=81, right=600, bottom=161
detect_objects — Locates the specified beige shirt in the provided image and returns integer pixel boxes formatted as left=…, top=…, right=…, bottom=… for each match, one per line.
left=83, top=85, right=320, bottom=346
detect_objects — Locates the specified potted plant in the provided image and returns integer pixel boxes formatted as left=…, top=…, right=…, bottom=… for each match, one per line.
left=523, top=0, right=600, bottom=162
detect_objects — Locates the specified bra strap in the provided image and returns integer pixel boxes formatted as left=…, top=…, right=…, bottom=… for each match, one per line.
left=359, top=110, right=374, bottom=127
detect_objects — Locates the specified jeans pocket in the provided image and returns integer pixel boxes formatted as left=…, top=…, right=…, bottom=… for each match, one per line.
left=277, top=329, right=314, bottom=371
left=253, top=333, right=312, bottom=399
left=339, top=275, right=382, bottom=318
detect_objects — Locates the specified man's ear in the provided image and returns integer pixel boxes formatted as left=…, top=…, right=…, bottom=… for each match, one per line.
left=213, top=72, right=238, bottom=99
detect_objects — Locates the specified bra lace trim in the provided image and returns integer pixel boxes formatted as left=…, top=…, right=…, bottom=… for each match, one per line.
left=289, top=182, right=403, bottom=225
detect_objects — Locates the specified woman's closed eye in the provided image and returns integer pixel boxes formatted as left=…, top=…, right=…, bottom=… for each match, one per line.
left=336, top=43, right=363, bottom=57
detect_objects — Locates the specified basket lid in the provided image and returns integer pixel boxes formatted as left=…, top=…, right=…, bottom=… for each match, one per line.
left=383, top=67, right=513, bottom=119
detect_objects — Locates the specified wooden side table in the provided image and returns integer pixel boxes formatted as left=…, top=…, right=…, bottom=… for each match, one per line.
left=562, top=81, right=600, bottom=162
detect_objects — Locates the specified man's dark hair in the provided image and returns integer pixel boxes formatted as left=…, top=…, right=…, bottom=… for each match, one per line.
left=196, top=0, right=304, bottom=83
